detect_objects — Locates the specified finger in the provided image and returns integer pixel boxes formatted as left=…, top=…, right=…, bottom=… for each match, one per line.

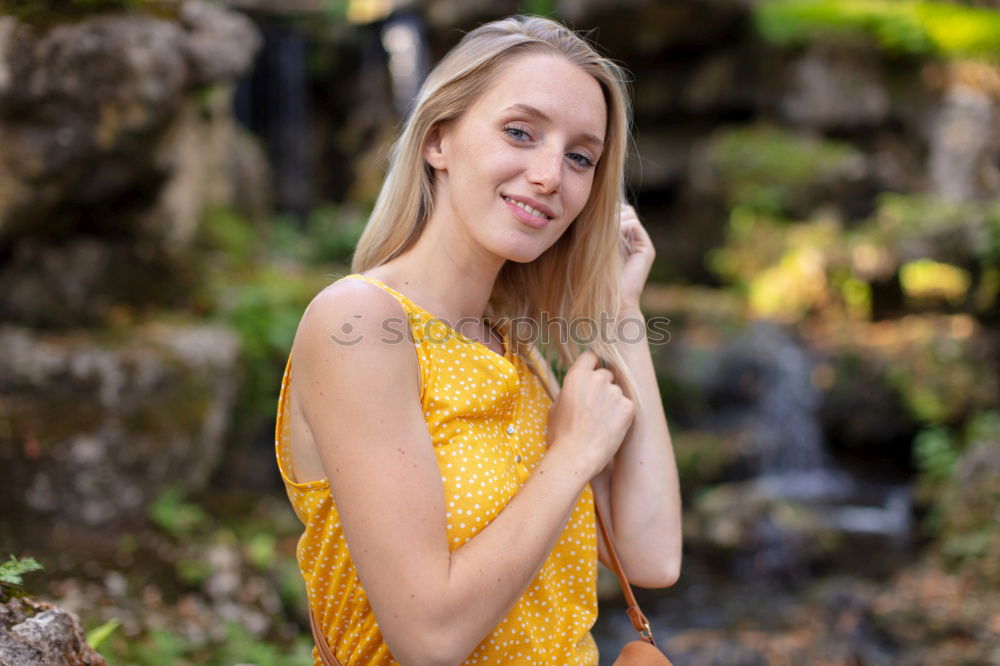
left=594, top=367, right=614, bottom=383
left=574, top=349, right=600, bottom=371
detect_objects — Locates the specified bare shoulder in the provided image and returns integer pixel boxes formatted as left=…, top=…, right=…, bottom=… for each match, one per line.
left=290, top=277, right=420, bottom=410
left=292, top=277, right=411, bottom=359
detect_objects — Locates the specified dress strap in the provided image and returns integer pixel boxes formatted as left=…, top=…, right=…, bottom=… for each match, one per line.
left=342, top=273, right=422, bottom=317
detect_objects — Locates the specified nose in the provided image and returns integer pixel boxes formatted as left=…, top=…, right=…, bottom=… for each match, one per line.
left=526, top=144, right=562, bottom=194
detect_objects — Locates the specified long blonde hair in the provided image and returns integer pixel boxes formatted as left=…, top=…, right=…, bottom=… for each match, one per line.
left=351, top=15, right=639, bottom=400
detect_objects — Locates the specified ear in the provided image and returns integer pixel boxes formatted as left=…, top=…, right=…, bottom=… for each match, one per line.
left=423, top=124, right=448, bottom=170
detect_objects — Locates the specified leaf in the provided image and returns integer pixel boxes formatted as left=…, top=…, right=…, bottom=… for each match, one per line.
left=87, top=618, right=121, bottom=650
left=0, top=555, right=44, bottom=586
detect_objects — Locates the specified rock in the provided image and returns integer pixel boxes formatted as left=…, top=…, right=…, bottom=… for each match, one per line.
left=671, top=428, right=750, bottom=497
left=179, top=1, right=261, bottom=85
left=779, top=44, right=890, bottom=129
left=0, top=595, right=107, bottom=665
left=0, top=321, right=240, bottom=528
left=817, top=343, right=919, bottom=466
left=680, top=49, right=760, bottom=116
left=0, top=3, right=269, bottom=326
left=651, top=317, right=825, bottom=476
left=927, top=82, right=997, bottom=202
left=0, top=1, right=263, bottom=254
left=628, top=129, right=698, bottom=191
left=686, top=480, right=840, bottom=582
left=0, top=236, right=191, bottom=328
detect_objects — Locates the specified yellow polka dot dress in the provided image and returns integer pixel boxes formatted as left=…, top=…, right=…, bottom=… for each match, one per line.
left=275, top=273, right=600, bottom=665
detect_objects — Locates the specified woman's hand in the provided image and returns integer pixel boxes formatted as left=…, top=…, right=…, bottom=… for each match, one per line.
left=546, top=350, right=635, bottom=477
left=618, top=203, right=655, bottom=311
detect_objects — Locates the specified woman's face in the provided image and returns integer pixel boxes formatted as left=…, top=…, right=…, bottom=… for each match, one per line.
left=425, top=53, right=607, bottom=264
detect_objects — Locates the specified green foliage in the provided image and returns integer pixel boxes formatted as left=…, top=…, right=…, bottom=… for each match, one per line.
left=268, top=204, right=367, bottom=266
left=705, top=125, right=862, bottom=216
left=276, top=555, right=308, bottom=613
left=755, top=0, right=1000, bottom=61
left=913, top=426, right=958, bottom=487
left=216, top=622, right=314, bottom=666
left=197, top=205, right=354, bottom=436
left=0, top=554, right=43, bottom=587
left=964, top=410, right=1000, bottom=445
left=915, top=411, right=1000, bottom=581
left=1, top=0, right=153, bottom=25
left=898, top=258, right=971, bottom=306
left=882, top=324, right=990, bottom=427
left=86, top=618, right=121, bottom=651
left=859, top=193, right=1000, bottom=268
left=212, top=265, right=329, bottom=425
left=246, top=532, right=278, bottom=570
left=519, top=1, right=558, bottom=17
left=200, top=206, right=260, bottom=270
left=149, top=486, right=209, bottom=539
left=175, top=557, right=212, bottom=586
left=127, top=628, right=189, bottom=666
left=105, top=621, right=315, bottom=666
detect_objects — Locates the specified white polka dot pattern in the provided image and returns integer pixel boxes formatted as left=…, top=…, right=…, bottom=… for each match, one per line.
left=275, top=274, right=599, bottom=665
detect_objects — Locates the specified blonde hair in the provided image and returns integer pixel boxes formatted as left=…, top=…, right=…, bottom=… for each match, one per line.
left=351, top=15, right=639, bottom=400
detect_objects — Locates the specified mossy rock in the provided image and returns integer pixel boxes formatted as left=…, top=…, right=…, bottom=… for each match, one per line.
left=699, top=125, right=866, bottom=217
left=0, top=318, right=240, bottom=530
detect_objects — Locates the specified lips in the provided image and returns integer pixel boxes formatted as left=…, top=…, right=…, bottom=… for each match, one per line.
left=500, top=193, right=556, bottom=229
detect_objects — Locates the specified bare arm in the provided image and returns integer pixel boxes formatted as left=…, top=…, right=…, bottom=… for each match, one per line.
left=592, top=204, right=683, bottom=588
left=294, top=281, right=632, bottom=666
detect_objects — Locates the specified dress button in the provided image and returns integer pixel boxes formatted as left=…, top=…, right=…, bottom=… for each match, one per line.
left=514, top=455, right=522, bottom=463
left=506, top=424, right=515, bottom=435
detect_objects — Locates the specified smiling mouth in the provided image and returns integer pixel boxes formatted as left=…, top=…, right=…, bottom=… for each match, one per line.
left=501, top=195, right=553, bottom=220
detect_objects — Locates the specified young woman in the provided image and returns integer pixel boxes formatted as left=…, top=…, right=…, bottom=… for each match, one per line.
left=275, top=15, right=681, bottom=666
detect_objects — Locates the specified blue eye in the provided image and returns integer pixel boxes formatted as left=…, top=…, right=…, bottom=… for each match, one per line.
left=568, top=153, right=594, bottom=169
left=502, top=124, right=531, bottom=141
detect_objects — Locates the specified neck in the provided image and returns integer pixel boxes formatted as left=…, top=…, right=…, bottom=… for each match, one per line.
left=365, top=198, right=505, bottom=334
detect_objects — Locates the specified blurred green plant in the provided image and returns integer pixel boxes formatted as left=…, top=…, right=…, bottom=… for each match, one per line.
left=914, top=411, right=1000, bottom=582
left=216, top=622, right=314, bottom=666
left=884, top=320, right=990, bottom=426
left=0, top=0, right=164, bottom=25
left=196, top=204, right=357, bottom=440
left=520, top=0, right=557, bottom=17
left=855, top=193, right=1000, bottom=270
left=149, top=486, right=209, bottom=539
left=709, top=208, right=855, bottom=321
left=105, top=622, right=315, bottom=666
left=246, top=532, right=278, bottom=570
left=711, top=188, right=1000, bottom=322
left=86, top=618, right=121, bottom=651
left=268, top=203, right=368, bottom=266
left=0, top=555, right=43, bottom=599
left=913, top=426, right=958, bottom=488
left=126, top=628, right=191, bottom=666
left=705, top=125, right=863, bottom=216
left=755, top=0, right=1000, bottom=61
left=899, top=258, right=971, bottom=306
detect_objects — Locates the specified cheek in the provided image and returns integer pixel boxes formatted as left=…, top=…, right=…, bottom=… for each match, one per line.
left=565, top=172, right=597, bottom=217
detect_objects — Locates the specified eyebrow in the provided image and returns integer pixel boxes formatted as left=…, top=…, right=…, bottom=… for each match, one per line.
left=504, top=103, right=605, bottom=148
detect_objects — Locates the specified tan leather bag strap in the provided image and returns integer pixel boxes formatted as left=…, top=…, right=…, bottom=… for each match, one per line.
left=309, top=607, right=342, bottom=666
left=594, top=501, right=656, bottom=646
left=521, top=345, right=657, bottom=646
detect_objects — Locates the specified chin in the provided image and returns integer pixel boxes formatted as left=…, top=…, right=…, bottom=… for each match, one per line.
left=500, top=243, right=551, bottom=264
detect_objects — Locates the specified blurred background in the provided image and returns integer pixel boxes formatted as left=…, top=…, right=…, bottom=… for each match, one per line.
left=0, top=0, right=998, bottom=664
